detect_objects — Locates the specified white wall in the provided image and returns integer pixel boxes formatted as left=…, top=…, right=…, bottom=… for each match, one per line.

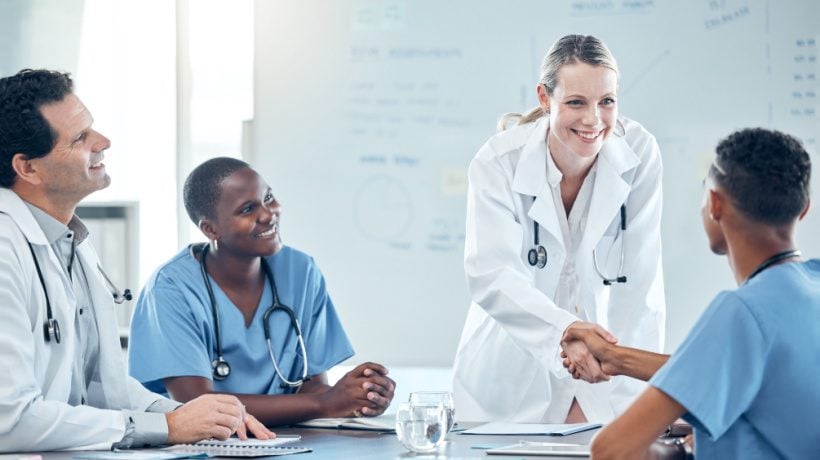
left=253, top=0, right=820, bottom=366
left=1, top=0, right=178, bottom=300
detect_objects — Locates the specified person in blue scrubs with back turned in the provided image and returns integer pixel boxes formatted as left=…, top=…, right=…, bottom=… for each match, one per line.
left=565, top=128, right=819, bottom=458
left=129, top=157, right=395, bottom=426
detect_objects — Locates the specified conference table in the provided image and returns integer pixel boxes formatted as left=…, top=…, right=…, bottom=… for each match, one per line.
left=29, top=423, right=690, bottom=459
left=29, top=423, right=598, bottom=459
left=267, top=423, right=599, bottom=458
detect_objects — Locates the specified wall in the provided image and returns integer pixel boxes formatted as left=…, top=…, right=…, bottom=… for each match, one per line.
left=253, top=0, right=819, bottom=366
left=0, top=0, right=178, bottom=298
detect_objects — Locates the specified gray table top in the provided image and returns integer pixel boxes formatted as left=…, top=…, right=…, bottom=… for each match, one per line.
left=273, top=424, right=597, bottom=459
left=21, top=423, right=598, bottom=459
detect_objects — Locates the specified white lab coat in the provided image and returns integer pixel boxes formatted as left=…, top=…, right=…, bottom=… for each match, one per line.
left=0, top=188, right=164, bottom=451
left=453, top=116, right=665, bottom=423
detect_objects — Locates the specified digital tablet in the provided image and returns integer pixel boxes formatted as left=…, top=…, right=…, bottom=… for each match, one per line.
left=486, top=441, right=591, bottom=457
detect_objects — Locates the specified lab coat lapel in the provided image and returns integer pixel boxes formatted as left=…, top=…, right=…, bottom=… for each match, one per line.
left=580, top=135, right=640, bottom=252
left=0, top=188, right=49, bottom=244
left=0, top=188, right=77, bottom=320
left=76, top=241, right=131, bottom=409
left=511, top=117, right=564, bottom=249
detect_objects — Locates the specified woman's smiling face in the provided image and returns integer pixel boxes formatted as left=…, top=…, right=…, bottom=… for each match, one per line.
left=540, top=62, right=619, bottom=160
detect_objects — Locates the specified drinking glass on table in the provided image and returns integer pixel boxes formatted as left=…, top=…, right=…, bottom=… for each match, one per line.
left=395, top=401, right=447, bottom=453
left=409, top=391, right=455, bottom=434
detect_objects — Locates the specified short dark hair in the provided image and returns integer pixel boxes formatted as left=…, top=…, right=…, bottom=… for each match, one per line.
left=710, top=128, right=811, bottom=225
left=0, top=69, right=74, bottom=188
left=183, top=156, right=251, bottom=224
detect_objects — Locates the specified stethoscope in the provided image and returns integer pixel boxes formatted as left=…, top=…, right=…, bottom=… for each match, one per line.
left=194, top=243, right=310, bottom=389
left=27, top=242, right=132, bottom=344
left=528, top=199, right=628, bottom=286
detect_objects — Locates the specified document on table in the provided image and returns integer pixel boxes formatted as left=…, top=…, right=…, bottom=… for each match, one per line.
left=461, top=422, right=601, bottom=436
left=296, top=414, right=396, bottom=432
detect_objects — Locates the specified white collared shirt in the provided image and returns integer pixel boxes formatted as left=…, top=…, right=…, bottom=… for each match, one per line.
left=544, top=150, right=598, bottom=322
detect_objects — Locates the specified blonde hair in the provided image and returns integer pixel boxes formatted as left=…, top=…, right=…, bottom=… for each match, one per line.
left=498, top=34, right=619, bottom=131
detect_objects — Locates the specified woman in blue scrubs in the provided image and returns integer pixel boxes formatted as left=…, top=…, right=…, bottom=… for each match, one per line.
left=128, top=157, right=395, bottom=425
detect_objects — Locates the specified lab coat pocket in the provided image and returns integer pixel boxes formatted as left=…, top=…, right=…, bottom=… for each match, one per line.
left=455, top=320, right=537, bottom=417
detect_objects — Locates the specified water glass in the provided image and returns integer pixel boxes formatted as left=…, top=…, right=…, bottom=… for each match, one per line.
left=409, top=391, right=455, bottom=434
left=395, top=401, right=447, bottom=453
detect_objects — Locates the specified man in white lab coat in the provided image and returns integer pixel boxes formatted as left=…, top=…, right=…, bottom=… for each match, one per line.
left=0, top=69, right=274, bottom=451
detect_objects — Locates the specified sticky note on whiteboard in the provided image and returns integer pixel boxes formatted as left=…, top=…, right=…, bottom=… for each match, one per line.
left=442, top=169, right=468, bottom=196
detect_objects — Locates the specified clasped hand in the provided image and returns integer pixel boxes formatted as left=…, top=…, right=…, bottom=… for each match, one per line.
left=320, top=362, right=396, bottom=418
left=559, top=321, right=617, bottom=383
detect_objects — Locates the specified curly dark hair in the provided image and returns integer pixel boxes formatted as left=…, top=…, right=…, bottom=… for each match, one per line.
left=710, top=128, right=811, bottom=225
left=0, top=69, right=74, bottom=188
left=183, top=156, right=252, bottom=224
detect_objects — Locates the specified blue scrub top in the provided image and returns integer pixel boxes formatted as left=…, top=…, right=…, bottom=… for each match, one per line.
left=128, top=245, right=355, bottom=395
left=650, top=260, right=820, bottom=459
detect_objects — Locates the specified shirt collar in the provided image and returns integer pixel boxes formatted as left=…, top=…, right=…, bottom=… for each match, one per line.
left=545, top=140, right=600, bottom=188
left=23, top=202, right=89, bottom=245
left=545, top=143, right=563, bottom=187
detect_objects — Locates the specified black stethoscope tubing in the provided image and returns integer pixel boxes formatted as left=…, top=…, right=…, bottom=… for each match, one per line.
left=27, top=241, right=132, bottom=345
left=197, top=243, right=309, bottom=389
left=592, top=204, right=628, bottom=286
left=27, top=242, right=61, bottom=344
left=527, top=198, right=628, bottom=286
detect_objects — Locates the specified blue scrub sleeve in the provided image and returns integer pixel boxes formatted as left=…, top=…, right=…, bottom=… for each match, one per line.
left=129, top=274, right=214, bottom=394
left=650, top=291, right=769, bottom=440
left=304, top=262, right=354, bottom=375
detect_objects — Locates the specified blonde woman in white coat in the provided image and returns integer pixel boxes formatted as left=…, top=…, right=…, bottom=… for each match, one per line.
left=453, top=35, right=665, bottom=424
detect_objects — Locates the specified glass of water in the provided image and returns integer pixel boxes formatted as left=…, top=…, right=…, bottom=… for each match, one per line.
left=395, top=401, right=447, bottom=453
left=409, top=391, right=455, bottom=434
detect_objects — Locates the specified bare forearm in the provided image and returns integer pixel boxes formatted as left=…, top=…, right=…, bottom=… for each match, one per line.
left=236, top=392, right=326, bottom=426
left=591, top=387, right=685, bottom=459
left=166, top=376, right=334, bottom=427
left=605, top=345, right=669, bottom=381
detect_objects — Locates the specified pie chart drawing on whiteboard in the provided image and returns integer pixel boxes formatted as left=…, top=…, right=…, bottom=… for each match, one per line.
left=353, top=175, right=414, bottom=243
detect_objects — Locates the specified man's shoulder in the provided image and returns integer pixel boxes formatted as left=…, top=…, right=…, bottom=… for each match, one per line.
left=0, top=211, right=28, bottom=251
left=736, top=260, right=820, bottom=308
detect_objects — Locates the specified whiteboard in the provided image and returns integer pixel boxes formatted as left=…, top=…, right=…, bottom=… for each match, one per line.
left=253, top=0, right=819, bottom=365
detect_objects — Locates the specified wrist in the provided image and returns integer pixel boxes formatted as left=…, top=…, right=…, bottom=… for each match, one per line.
left=600, top=344, right=623, bottom=376
left=165, top=411, right=180, bottom=444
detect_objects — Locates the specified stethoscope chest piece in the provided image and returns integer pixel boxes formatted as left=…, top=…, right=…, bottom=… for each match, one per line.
left=528, top=245, right=547, bottom=269
left=196, top=242, right=310, bottom=389
left=528, top=198, right=548, bottom=269
left=44, top=317, right=61, bottom=343
left=212, top=356, right=231, bottom=380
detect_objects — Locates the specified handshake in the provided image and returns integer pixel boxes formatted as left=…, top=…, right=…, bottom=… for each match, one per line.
left=559, top=321, right=667, bottom=384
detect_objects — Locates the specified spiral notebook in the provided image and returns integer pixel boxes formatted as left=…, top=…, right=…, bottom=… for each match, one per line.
left=164, top=435, right=310, bottom=457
